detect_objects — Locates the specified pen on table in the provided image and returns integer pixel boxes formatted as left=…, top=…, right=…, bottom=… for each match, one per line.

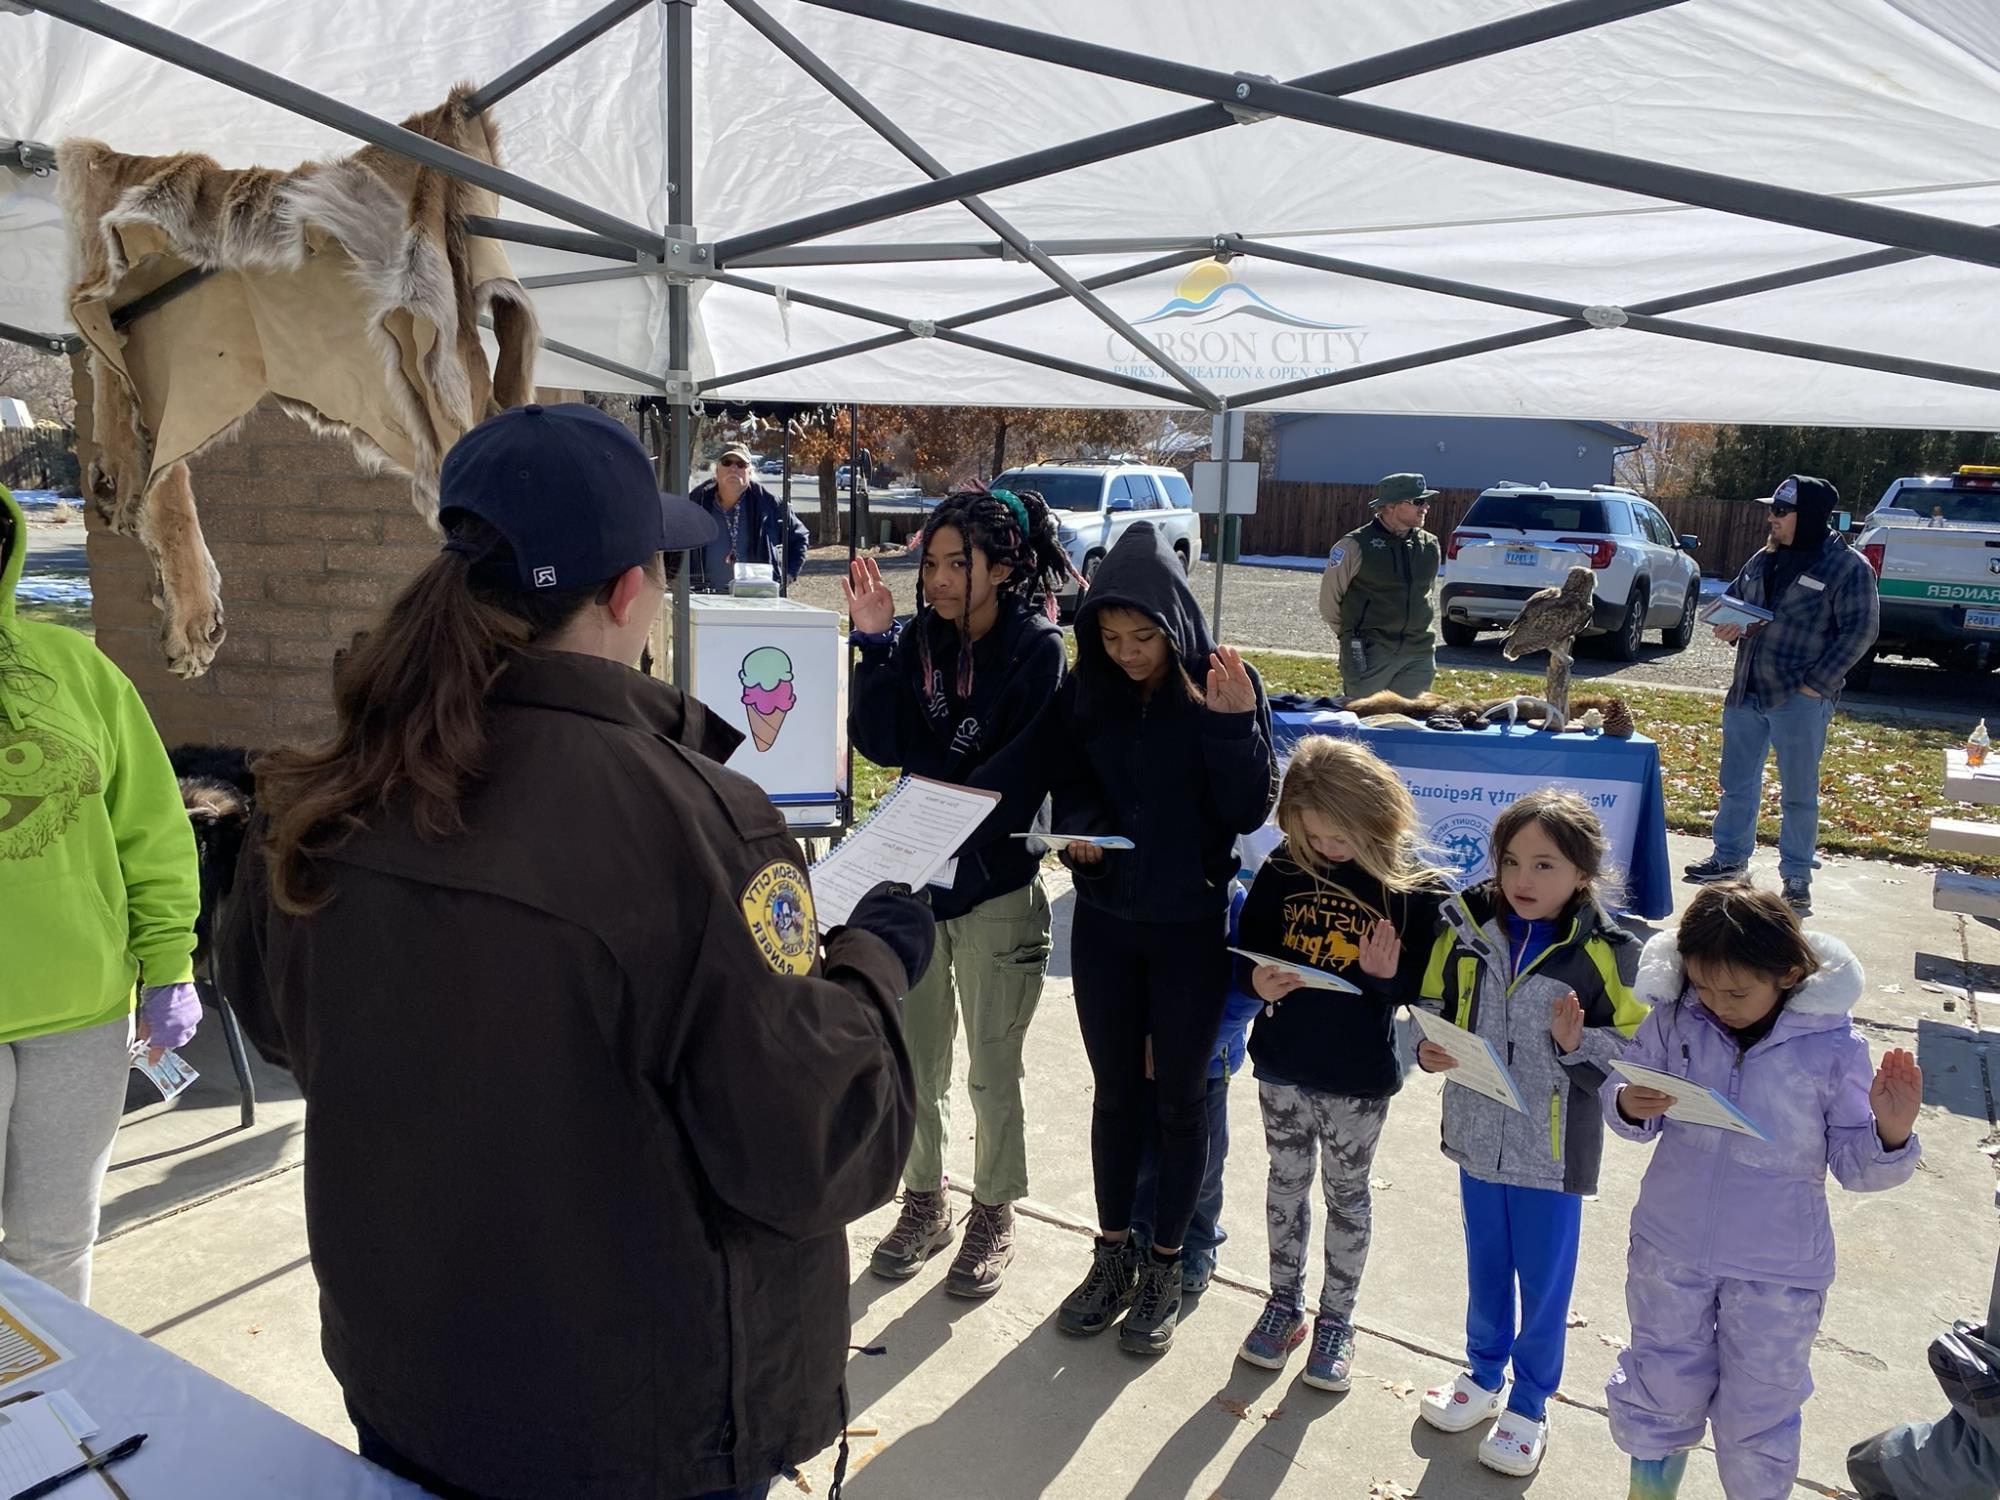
left=10, top=1431, right=145, bottom=1500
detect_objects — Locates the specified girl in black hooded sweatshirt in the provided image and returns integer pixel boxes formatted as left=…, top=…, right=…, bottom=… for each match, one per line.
left=974, top=520, right=1277, bottom=1356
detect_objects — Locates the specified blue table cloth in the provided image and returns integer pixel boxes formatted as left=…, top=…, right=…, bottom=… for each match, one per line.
left=1268, top=711, right=1674, bottom=919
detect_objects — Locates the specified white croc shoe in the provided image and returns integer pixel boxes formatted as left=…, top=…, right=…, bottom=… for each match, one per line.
left=1477, top=1409, right=1550, bottom=1477
left=1418, top=1372, right=1505, bottom=1434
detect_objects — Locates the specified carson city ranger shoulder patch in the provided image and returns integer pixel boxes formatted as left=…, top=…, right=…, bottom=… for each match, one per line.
left=1327, top=545, right=1345, bottom=566
left=740, top=860, right=816, bottom=976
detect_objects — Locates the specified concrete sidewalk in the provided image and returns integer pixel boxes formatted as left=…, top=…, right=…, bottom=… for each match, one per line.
left=91, top=830, right=2000, bottom=1498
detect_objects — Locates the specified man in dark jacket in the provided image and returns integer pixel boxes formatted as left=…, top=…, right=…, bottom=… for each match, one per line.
left=219, top=403, right=929, bottom=1500
left=690, top=445, right=811, bottom=593
left=1318, top=472, right=1442, bottom=697
left=1684, top=474, right=1878, bottom=912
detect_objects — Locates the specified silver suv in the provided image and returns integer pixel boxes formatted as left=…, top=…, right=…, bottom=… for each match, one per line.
left=1439, top=483, right=1703, bottom=660
left=991, top=464, right=1202, bottom=611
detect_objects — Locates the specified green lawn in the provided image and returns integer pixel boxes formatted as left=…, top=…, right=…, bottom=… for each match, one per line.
left=856, top=654, right=1991, bottom=873
left=13, top=600, right=93, bottom=636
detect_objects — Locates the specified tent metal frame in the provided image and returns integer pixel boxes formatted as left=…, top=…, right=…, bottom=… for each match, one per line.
left=7, top=0, right=1999, bottom=663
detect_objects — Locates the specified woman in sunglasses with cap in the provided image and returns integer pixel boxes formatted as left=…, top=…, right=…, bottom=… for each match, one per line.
left=221, top=404, right=931, bottom=1500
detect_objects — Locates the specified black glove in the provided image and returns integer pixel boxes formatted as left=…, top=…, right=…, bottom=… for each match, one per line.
left=841, top=881, right=936, bottom=989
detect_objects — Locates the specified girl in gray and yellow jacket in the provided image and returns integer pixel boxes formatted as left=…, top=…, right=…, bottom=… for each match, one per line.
left=0, top=485, right=200, bottom=1303
left=1411, top=788, right=1646, bottom=1479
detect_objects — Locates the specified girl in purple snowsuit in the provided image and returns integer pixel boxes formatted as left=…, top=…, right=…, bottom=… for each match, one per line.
left=1603, top=882, right=1923, bottom=1500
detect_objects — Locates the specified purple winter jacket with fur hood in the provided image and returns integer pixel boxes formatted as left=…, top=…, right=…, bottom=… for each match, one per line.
left=1602, top=930, right=1919, bottom=1291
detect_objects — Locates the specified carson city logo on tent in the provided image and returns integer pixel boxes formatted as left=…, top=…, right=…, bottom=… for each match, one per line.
left=1105, top=259, right=1369, bottom=383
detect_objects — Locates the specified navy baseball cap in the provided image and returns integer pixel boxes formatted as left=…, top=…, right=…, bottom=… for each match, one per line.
left=437, top=403, right=718, bottom=590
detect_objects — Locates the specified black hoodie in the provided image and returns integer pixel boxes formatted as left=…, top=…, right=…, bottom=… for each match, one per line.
left=1765, top=473, right=1838, bottom=603
left=974, top=523, right=1277, bottom=924
left=849, top=599, right=1065, bottom=920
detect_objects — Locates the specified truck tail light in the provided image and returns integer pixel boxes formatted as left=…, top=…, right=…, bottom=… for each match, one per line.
left=1862, top=543, right=1885, bottom=576
left=1556, top=536, right=1617, bottom=569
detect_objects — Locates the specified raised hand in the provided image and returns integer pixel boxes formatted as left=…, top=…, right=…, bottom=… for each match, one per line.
left=1205, top=644, right=1256, bottom=714
left=842, top=557, right=896, bottom=634
left=1359, top=919, right=1401, bottom=980
left=1870, top=1048, right=1922, bottom=1149
left=1550, top=991, right=1585, bottom=1054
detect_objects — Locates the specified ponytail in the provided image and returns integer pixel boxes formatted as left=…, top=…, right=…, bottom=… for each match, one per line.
left=255, top=519, right=641, bottom=914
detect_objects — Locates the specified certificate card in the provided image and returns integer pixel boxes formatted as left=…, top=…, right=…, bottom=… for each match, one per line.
left=0, top=1292, right=69, bottom=1393
left=1228, top=948, right=1362, bottom=994
left=809, top=776, right=1000, bottom=931
left=1408, top=1007, right=1526, bottom=1113
left=1610, top=1060, right=1771, bottom=1141
left=1699, top=594, right=1776, bottom=630
left=1008, top=833, right=1135, bottom=849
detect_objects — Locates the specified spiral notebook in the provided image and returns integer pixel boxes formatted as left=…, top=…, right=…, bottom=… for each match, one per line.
left=809, top=776, right=1000, bottom=932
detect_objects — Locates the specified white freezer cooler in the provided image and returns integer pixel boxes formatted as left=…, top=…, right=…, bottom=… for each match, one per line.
left=672, top=595, right=846, bottom=829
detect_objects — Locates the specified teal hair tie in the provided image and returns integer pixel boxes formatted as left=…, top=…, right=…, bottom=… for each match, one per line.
left=989, top=488, right=1031, bottom=535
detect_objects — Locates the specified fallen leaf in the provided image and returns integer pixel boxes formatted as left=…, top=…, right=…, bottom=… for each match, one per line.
left=1567, top=1312, right=1590, bottom=1327
left=791, top=1476, right=813, bottom=1495
left=1880, top=983, right=1904, bottom=994
left=1263, top=1405, right=1286, bottom=1421
left=1368, top=1481, right=1419, bottom=1499
left=1215, top=1396, right=1254, bottom=1422
left=247, top=1324, right=263, bottom=1337
left=1378, top=1378, right=1416, bottom=1399
left=1597, top=1332, right=1628, bottom=1349
left=1370, top=1178, right=1393, bottom=1191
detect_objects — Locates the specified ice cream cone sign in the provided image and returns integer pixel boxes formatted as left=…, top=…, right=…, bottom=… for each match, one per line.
left=739, top=646, right=796, bottom=753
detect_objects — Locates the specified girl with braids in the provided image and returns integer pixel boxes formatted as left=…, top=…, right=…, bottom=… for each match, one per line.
left=844, top=485, right=1074, bottom=1299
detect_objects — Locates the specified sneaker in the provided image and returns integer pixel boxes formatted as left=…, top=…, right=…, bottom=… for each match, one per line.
left=944, top=1200, right=1015, bottom=1299
left=1782, top=877, right=1813, bottom=914
left=1419, top=1371, right=1505, bottom=1434
left=1056, top=1236, right=1138, bottom=1337
left=1118, top=1251, right=1184, bottom=1356
left=1181, top=1247, right=1216, bottom=1295
left=867, top=1184, right=953, bottom=1280
left=1683, top=855, right=1747, bottom=884
left=1237, top=1298, right=1307, bottom=1370
left=1302, top=1315, right=1355, bottom=1392
left=1478, top=1409, right=1550, bottom=1477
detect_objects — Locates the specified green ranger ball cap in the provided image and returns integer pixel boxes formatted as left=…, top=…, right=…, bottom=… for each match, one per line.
left=1371, top=473, right=1440, bottom=510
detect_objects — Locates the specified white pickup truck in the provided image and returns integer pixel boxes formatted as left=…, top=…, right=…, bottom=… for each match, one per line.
left=1849, top=465, right=2000, bottom=687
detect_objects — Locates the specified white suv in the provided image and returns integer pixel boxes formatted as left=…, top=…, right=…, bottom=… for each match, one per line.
left=1439, top=483, right=1703, bottom=660
left=991, top=464, right=1202, bottom=611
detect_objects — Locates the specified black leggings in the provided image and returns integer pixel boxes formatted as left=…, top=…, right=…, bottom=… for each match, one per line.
left=1070, top=900, right=1230, bottom=1252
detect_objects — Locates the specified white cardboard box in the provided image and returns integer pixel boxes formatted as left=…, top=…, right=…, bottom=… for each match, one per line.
left=680, top=596, right=846, bottom=828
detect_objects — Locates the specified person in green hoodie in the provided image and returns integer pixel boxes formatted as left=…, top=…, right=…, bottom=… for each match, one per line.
left=0, top=484, right=200, bottom=1303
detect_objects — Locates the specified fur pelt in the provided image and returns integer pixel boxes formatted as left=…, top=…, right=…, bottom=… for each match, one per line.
left=62, top=86, right=540, bottom=677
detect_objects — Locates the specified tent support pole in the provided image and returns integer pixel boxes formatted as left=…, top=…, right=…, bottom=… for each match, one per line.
left=793, top=0, right=2000, bottom=272
left=700, top=249, right=1207, bottom=392
left=732, top=235, right=1221, bottom=266
left=464, top=216, right=641, bottom=263
left=23, top=0, right=668, bottom=257
left=707, top=272, right=1212, bottom=407
left=467, top=0, right=657, bottom=114
left=714, top=0, right=1691, bottom=263
left=665, top=0, right=697, bottom=692
left=722, top=0, right=1221, bottom=411
left=0, top=323, right=80, bottom=356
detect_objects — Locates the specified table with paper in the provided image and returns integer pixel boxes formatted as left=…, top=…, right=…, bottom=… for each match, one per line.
left=808, top=776, right=1000, bottom=931
left=1407, top=1007, right=1525, bottom=1112
left=1610, top=1059, right=1770, bottom=1140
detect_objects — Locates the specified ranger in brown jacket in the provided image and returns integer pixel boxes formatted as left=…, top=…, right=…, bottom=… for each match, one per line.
left=221, top=405, right=930, bottom=1500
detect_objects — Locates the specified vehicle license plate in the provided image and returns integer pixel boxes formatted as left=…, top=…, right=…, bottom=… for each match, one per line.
left=1967, top=609, right=2000, bottom=631
left=1504, top=549, right=1539, bottom=567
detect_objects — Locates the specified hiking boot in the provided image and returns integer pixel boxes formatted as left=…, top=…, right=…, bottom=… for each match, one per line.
left=1181, top=1246, right=1216, bottom=1295
left=1057, top=1236, right=1138, bottom=1336
left=1119, top=1250, right=1184, bottom=1356
left=1683, top=855, right=1747, bottom=884
left=944, top=1199, right=1015, bottom=1299
left=1302, top=1315, right=1355, bottom=1392
left=1782, top=876, right=1813, bottom=914
left=868, top=1184, right=953, bottom=1280
left=1237, top=1298, right=1307, bottom=1370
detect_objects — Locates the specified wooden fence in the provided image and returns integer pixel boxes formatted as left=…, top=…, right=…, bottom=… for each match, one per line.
left=1233, top=480, right=1776, bottom=579
left=0, top=425, right=78, bottom=494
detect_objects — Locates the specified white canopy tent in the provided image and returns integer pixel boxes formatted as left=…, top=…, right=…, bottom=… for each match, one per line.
left=5, top=0, right=2000, bottom=425
left=4, top=0, right=1998, bottom=671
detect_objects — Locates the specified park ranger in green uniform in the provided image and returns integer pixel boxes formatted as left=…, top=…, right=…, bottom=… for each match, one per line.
left=1318, top=471, right=1442, bottom=698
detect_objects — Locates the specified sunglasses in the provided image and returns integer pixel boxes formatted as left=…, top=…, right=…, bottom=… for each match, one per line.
left=718, top=457, right=749, bottom=469
left=1769, top=502, right=1796, bottom=517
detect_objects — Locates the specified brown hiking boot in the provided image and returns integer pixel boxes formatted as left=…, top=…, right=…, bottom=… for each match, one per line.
left=868, top=1184, right=953, bottom=1280
left=944, top=1200, right=1015, bottom=1299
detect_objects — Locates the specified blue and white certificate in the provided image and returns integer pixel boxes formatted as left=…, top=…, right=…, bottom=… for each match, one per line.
left=1409, top=1007, right=1526, bottom=1113
left=1611, top=1059, right=1770, bottom=1141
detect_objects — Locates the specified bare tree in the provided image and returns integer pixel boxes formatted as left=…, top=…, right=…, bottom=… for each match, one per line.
left=1614, top=421, right=1720, bottom=499
left=0, top=346, right=76, bottom=427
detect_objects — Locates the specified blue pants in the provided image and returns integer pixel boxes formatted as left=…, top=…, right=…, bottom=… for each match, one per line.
left=1460, top=1170, right=1583, bottom=1423
left=1131, top=1073, right=1230, bottom=1256
left=1711, top=692, right=1836, bottom=883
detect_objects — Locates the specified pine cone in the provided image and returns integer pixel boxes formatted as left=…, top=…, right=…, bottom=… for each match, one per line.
left=1602, top=697, right=1635, bottom=737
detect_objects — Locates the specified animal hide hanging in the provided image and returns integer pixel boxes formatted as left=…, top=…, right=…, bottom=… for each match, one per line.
left=61, top=86, right=541, bottom=676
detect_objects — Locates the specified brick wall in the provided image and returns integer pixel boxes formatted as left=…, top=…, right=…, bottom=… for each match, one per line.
left=86, top=403, right=437, bottom=751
